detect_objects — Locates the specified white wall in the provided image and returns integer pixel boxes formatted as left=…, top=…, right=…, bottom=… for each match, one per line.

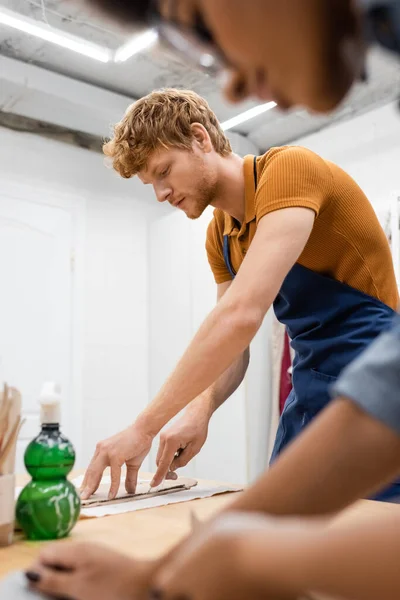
left=82, top=195, right=149, bottom=466
left=293, top=102, right=400, bottom=211
left=0, top=127, right=152, bottom=469
left=148, top=209, right=248, bottom=484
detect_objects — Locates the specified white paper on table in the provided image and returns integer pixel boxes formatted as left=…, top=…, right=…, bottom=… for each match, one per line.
left=72, top=475, right=243, bottom=519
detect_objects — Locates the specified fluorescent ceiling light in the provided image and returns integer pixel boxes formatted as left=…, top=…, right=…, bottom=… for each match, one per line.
left=0, top=7, right=157, bottom=64
left=0, top=6, right=111, bottom=62
left=221, top=101, right=277, bottom=131
left=114, top=29, right=158, bottom=62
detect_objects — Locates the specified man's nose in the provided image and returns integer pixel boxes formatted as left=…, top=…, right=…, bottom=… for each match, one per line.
left=155, top=186, right=172, bottom=203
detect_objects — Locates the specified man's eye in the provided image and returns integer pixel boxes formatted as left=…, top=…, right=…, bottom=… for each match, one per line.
left=161, top=167, right=170, bottom=177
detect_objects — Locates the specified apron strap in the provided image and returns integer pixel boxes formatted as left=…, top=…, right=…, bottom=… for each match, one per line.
left=223, top=234, right=237, bottom=279
left=253, top=155, right=258, bottom=188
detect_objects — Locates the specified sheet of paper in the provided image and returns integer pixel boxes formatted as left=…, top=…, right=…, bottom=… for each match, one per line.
left=0, top=573, right=44, bottom=599
left=79, top=476, right=197, bottom=508
left=72, top=475, right=243, bottom=518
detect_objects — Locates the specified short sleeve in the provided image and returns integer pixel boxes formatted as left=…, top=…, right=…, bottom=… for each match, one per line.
left=255, top=146, right=333, bottom=223
left=206, top=216, right=232, bottom=284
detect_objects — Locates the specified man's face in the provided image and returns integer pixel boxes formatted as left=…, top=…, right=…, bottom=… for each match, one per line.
left=138, top=144, right=219, bottom=220
left=158, top=0, right=365, bottom=112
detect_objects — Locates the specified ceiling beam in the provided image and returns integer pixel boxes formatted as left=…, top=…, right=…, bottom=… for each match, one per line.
left=0, top=55, right=134, bottom=138
left=0, top=110, right=103, bottom=153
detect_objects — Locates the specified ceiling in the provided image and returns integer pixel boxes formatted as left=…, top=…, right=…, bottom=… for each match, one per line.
left=1, top=0, right=400, bottom=152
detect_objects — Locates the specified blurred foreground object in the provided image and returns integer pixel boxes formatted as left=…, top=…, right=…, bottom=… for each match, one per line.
left=0, top=383, right=22, bottom=547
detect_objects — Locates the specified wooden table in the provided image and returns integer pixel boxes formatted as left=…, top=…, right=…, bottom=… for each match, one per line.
left=0, top=474, right=238, bottom=579
left=2, top=473, right=400, bottom=596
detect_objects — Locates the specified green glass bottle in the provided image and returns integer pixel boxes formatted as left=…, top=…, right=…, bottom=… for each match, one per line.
left=16, top=383, right=80, bottom=541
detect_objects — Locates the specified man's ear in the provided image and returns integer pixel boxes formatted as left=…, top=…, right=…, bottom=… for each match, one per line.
left=191, top=123, right=213, bottom=153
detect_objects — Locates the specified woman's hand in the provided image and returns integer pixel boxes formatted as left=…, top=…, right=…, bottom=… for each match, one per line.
left=152, top=511, right=312, bottom=600
left=26, top=541, right=155, bottom=600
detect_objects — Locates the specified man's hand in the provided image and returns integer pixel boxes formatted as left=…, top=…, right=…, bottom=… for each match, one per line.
left=80, top=424, right=153, bottom=500
left=26, top=542, right=154, bottom=600
left=152, top=405, right=210, bottom=487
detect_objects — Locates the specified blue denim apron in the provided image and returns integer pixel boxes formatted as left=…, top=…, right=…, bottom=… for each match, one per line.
left=223, top=156, right=398, bottom=501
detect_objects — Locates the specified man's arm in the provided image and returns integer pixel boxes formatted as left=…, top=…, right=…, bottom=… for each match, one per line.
left=136, top=207, right=315, bottom=436
left=153, top=281, right=250, bottom=484
left=188, top=281, right=250, bottom=418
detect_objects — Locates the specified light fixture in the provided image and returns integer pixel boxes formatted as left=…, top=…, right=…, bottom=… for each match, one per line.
left=114, top=29, right=158, bottom=62
left=0, top=6, right=111, bottom=62
left=221, top=101, right=277, bottom=131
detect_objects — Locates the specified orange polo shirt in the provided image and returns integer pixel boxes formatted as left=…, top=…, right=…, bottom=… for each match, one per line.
left=206, top=146, right=399, bottom=310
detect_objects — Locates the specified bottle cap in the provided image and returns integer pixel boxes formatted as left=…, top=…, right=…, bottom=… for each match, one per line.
left=39, top=382, right=61, bottom=425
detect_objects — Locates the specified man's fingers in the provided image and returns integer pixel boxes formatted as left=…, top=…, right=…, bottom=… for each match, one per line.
left=151, top=440, right=180, bottom=487
left=166, top=446, right=195, bottom=480
left=109, top=462, right=122, bottom=500
left=156, top=435, right=166, bottom=466
left=80, top=471, right=88, bottom=494
left=80, top=455, right=107, bottom=500
left=79, top=447, right=101, bottom=493
left=125, top=464, right=139, bottom=494
left=170, top=447, right=192, bottom=471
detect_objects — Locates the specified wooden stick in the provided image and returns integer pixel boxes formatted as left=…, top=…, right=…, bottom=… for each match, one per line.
left=0, top=384, right=10, bottom=455
left=0, top=418, right=24, bottom=476
left=2, top=387, right=22, bottom=475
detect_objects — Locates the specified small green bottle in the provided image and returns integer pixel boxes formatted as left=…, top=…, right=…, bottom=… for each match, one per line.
left=16, top=383, right=80, bottom=540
